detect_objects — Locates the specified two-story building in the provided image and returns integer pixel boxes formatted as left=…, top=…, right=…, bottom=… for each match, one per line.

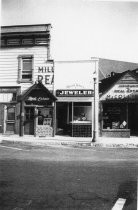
left=0, top=24, right=56, bottom=137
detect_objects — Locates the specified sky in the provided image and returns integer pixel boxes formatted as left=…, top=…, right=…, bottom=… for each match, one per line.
left=1, top=0, right=138, bottom=63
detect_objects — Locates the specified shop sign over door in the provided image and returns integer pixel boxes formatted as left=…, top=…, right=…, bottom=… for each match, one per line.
left=101, top=72, right=138, bottom=101
left=56, top=89, right=94, bottom=97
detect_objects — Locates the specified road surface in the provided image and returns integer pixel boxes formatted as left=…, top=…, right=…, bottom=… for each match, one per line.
left=0, top=143, right=137, bottom=209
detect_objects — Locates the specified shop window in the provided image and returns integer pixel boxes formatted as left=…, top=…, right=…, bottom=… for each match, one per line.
left=73, top=102, right=92, bottom=122
left=38, top=108, right=52, bottom=125
left=102, top=103, right=127, bottom=129
left=18, top=55, right=34, bottom=83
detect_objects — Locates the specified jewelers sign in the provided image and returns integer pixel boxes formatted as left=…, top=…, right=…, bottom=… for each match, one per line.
left=56, top=89, right=94, bottom=97
left=101, top=84, right=138, bottom=100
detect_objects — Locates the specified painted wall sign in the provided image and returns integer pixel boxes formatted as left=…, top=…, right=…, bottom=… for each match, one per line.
left=101, top=84, right=138, bottom=100
left=56, top=89, right=94, bottom=97
left=37, top=62, right=54, bottom=86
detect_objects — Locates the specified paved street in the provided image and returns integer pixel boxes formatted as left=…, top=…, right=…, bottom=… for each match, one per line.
left=0, top=143, right=137, bottom=210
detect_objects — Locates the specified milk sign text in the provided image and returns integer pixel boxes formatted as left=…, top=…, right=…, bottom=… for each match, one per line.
left=37, top=63, right=54, bottom=86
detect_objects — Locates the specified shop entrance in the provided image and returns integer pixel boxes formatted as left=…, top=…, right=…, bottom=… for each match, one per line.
left=56, top=102, right=72, bottom=136
left=128, top=104, right=138, bottom=136
left=5, top=106, right=16, bottom=134
left=24, top=107, right=34, bottom=135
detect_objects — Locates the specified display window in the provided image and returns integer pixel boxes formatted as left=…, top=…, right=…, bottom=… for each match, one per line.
left=37, top=107, right=52, bottom=126
left=73, top=102, right=92, bottom=122
left=102, top=103, right=127, bottom=129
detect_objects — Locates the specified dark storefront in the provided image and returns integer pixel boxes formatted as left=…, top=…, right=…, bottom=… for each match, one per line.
left=100, top=71, right=138, bottom=137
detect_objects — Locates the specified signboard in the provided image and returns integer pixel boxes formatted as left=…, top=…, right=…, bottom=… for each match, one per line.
left=36, top=125, right=53, bottom=137
left=0, top=87, right=19, bottom=93
left=101, top=84, right=138, bottom=100
left=56, top=89, right=94, bottom=97
left=36, top=61, right=54, bottom=89
left=26, top=96, right=49, bottom=102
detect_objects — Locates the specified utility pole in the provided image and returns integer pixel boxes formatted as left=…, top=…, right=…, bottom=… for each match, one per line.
left=92, top=58, right=99, bottom=143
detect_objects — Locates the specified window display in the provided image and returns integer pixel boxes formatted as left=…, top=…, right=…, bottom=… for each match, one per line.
left=103, top=103, right=127, bottom=129
left=38, top=107, right=52, bottom=125
left=73, top=102, right=91, bottom=122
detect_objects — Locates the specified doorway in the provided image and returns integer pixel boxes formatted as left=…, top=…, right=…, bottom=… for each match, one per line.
left=5, top=106, right=15, bottom=134
left=24, top=107, right=34, bottom=135
left=128, top=103, right=138, bottom=136
left=56, top=102, right=72, bottom=136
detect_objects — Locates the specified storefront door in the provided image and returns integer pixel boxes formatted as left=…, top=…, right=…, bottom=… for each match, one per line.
left=24, top=107, right=34, bottom=135
left=5, top=106, right=15, bottom=134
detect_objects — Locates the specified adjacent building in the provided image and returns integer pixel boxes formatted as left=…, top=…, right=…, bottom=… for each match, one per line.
left=100, top=69, right=138, bottom=138
left=0, top=24, right=56, bottom=137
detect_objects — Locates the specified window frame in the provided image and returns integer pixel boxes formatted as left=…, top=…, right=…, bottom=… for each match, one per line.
left=18, top=55, right=34, bottom=83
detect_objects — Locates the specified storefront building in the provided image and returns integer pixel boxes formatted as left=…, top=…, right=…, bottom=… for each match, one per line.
left=0, top=24, right=56, bottom=137
left=56, top=89, right=93, bottom=137
left=54, top=60, right=99, bottom=138
left=100, top=70, right=138, bottom=138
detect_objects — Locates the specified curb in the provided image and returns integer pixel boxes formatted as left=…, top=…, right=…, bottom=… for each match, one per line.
left=1, top=139, right=138, bottom=148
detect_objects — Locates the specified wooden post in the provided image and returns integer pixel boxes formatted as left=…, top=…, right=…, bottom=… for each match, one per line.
left=99, top=102, right=103, bottom=137
left=34, top=106, right=37, bottom=137
left=67, top=102, right=69, bottom=124
left=126, top=103, right=128, bottom=129
left=72, top=102, right=73, bottom=137
left=3, top=105, right=7, bottom=134
left=20, top=101, right=24, bottom=137
left=53, top=102, right=56, bottom=137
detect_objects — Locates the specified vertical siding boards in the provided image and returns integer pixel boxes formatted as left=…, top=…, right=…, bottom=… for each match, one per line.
left=0, top=46, right=48, bottom=93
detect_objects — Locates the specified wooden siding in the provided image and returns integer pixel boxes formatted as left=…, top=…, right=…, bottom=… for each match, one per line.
left=0, top=46, right=49, bottom=93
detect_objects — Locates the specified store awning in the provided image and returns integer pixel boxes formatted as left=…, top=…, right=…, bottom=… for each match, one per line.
left=18, top=81, right=57, bottom=105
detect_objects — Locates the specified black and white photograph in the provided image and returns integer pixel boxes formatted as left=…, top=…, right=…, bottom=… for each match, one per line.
left=0, top=0, right=138, bottom=209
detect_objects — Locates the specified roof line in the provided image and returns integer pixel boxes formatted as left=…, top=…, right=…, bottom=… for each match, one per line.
left=1, top=24, right=51, bottom=28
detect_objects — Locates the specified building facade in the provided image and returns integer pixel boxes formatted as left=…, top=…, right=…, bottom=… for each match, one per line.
left=0, top=24, right=56, bottom=137
left=100, top=69, right=138, bottom=138
left=54, top=60, right=99, bottom=138
left=1, top=24, right=138, bottom=139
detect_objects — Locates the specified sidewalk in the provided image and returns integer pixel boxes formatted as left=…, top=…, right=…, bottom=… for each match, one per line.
left=0, top=134, right=138, bottom=148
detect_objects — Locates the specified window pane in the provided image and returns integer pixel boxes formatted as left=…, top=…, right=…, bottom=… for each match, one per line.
left=23, top=59, right=32, bottom=70
left=6, top=123, right=15, bottom=132
left=7, top=107, right=15, bottom=120
left=73, top=105, right=92, bottom=121
left=22, top=74, right=32, bottom=79
left=22, top=58, right=33, bottom=81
